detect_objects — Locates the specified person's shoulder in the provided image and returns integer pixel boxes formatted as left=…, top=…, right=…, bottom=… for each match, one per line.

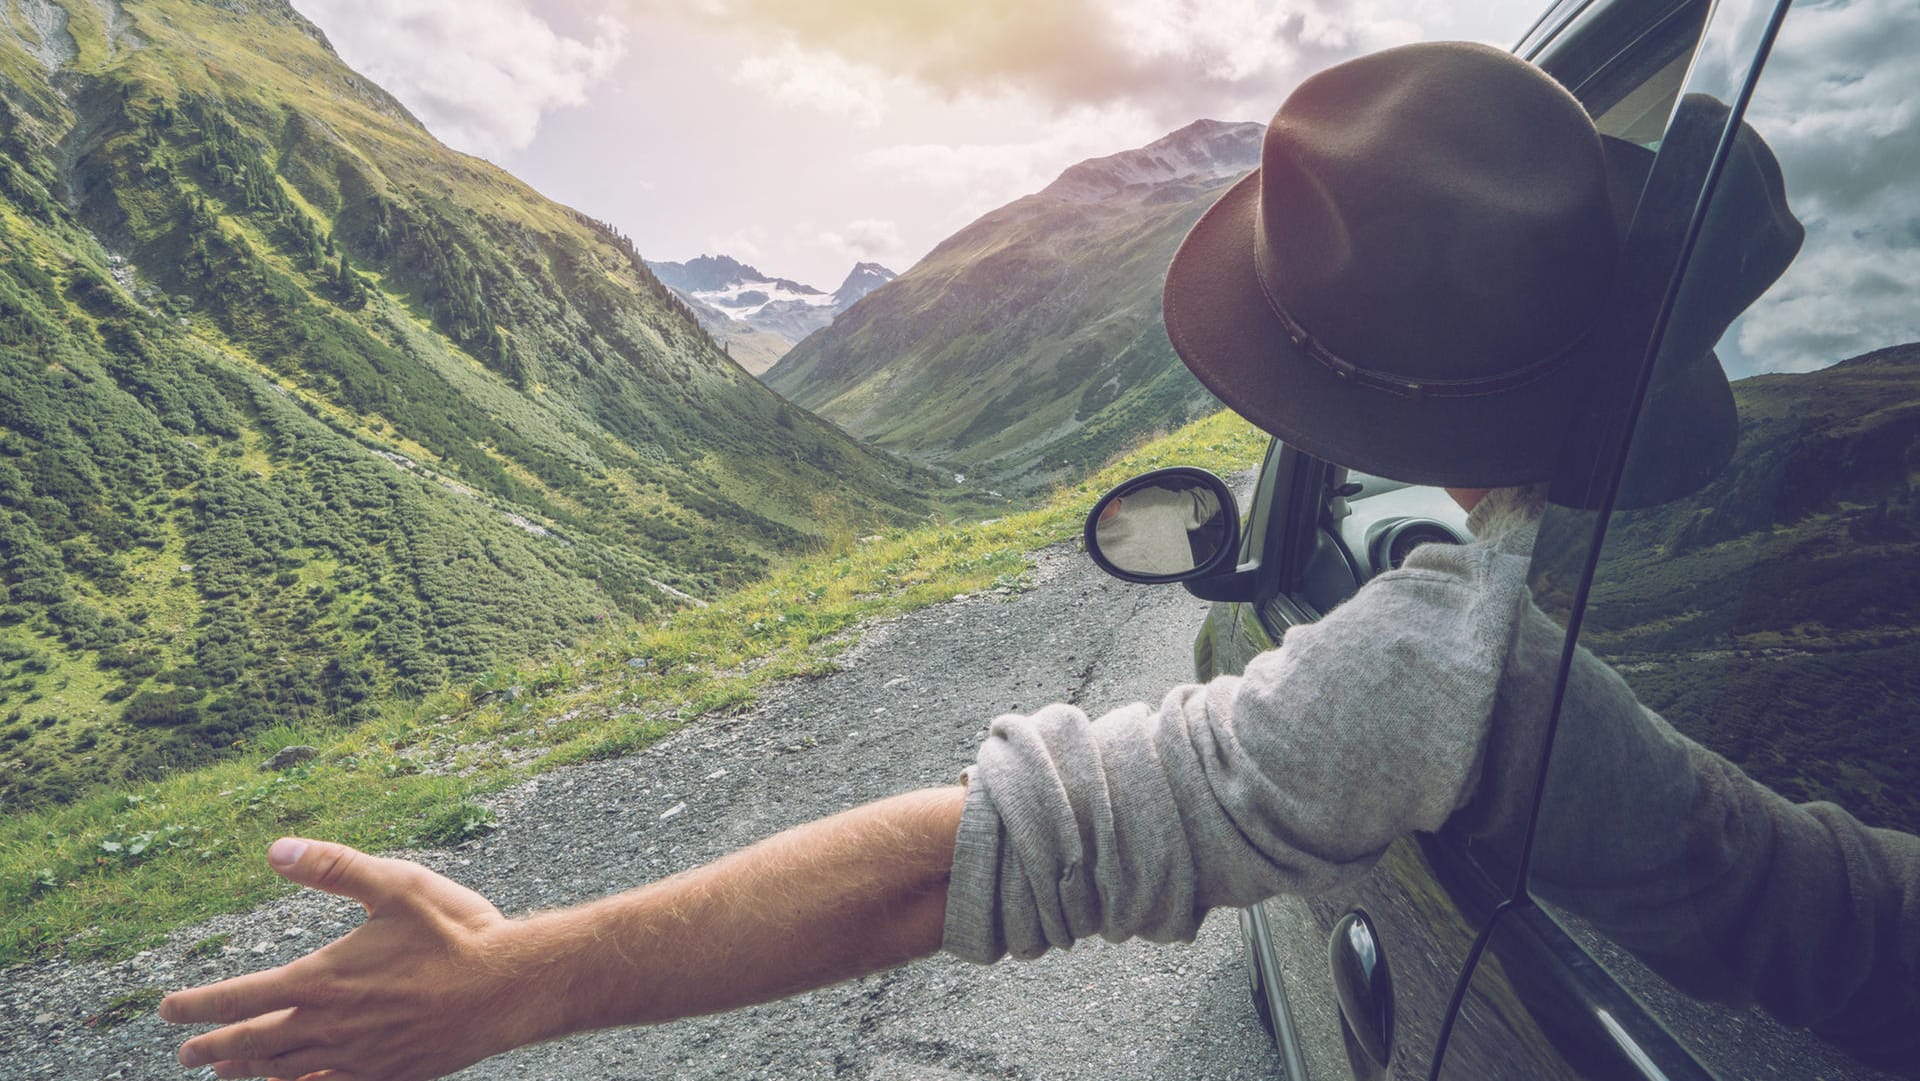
left=1373, top=538, right=1500, bottom=590
left=1381, top=485, right=1544, bottom=591
left=1315, top=535, right=1531, bottom=640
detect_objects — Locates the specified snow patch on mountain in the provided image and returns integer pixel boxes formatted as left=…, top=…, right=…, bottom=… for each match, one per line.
left=647, top=254, right=899, bottom=373
left=648, top=254, right=836, bottom=319
left=834, top=262, right=896, bottom=308
left=702, top=280, right=837, bottom=319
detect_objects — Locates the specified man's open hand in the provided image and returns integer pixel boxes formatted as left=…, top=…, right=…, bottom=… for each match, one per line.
left=161, top=838, right=540, bottom=1081
left=157, top=788, right=963, bottom=1079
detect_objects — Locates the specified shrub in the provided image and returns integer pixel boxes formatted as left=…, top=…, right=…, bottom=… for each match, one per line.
left=121, top=687, right=206, bottom=727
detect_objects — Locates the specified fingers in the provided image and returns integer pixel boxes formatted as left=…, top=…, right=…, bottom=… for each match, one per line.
left=161, top=970, right=298, bottom=1026
left=266, top=838, right=415, bottom=911
left=204, top=1043, right=335, bottom=1080
left=169, top=1007, right=333, bottom=1079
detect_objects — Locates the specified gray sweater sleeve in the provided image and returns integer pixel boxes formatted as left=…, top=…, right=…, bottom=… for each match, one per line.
left=942, top=543, right=1534, bottom=963
left=1526, top=644, right=1920, bottom=1070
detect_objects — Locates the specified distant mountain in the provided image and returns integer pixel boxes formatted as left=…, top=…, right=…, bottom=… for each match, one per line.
left=763, top=120, right=1264, bottom=489
left=647, top=255, right=897, bottom=375
left=1043, top=119, right=1265, bottom=202
left=834, top=262, right=897, bottom=308
left=0, top=0, right=933, bottom=808
left=648, top=254, right=821, bottom=303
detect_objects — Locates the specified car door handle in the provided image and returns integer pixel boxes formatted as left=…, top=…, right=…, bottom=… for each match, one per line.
left=1330, top=909, right=1395, bottom=1075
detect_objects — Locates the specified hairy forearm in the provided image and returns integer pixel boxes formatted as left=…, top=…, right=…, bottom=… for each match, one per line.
left=509, top=785, right=966, bottom=1038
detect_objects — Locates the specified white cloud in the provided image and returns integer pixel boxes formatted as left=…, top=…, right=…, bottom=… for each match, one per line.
left=1734, top=235, right=1920, bottom=374
left=1718, top=0, right=1920, bottom=376
left=814, top=218, right=906, bottom=268
left=293, top=0, right=627, bottom=158
left=640, top=0, right=1536, bottom=126
left=734, top=42, right=893, bottom=126
left=858, top=102, right=1164, bottom=222
left=705, top=227, right=769, bottom=266
left=829, top=218, right=901, bottom=254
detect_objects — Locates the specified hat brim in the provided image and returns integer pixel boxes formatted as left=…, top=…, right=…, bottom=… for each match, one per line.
left=1163, top=170, right=1598, bottom=488
left=1611, top=347, right=1738, bottom=510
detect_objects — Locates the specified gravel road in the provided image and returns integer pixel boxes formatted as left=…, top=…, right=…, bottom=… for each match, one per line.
left=0, top=538, right=1287, bottom=1081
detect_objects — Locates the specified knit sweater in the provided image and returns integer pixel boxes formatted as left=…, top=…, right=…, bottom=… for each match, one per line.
left=940, top=486, right=1920, bottom=1070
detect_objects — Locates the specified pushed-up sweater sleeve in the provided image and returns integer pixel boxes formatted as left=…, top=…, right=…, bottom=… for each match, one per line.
left=942, top=541, right=1536, bottom=963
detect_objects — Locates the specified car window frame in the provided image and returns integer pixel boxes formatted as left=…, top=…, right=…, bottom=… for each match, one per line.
left=1515, top=0, right=1603, bottom=59
left=1529, top=0, right=1707, bottom=104
left=1238, top=437, right=1338, bottom=619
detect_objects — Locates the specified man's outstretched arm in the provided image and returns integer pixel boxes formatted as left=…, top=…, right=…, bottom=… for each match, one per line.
left=160, top=785, right=965, bottom=1081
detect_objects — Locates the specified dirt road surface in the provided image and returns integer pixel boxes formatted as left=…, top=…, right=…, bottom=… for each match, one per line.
left=1, top=539, right=1290, bottom=1080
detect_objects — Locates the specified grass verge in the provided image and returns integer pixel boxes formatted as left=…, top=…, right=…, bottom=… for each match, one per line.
left=0, top=411, right=1265, bottom=966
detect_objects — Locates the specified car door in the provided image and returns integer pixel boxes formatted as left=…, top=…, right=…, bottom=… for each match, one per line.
left=1209, top=2, right=1726, bottom=1078
left=1437, top=0, right=1920, bottom=1076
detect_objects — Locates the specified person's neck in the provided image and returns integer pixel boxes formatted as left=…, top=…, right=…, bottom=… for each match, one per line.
left=1446, top=487, right=1493, bottom=513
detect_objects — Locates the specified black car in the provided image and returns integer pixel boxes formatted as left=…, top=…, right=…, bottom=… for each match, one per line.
left=1086, top=0, right=1920, bottom=1077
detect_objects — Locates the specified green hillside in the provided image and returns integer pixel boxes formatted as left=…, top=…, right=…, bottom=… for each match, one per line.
left=765, top=121, right=1259, bottom=492
left=0, top=0, right=938, bottom=809
left=0, top=408, right=1269, bottom=965
left=1580, top=345, right=1920, bottom=834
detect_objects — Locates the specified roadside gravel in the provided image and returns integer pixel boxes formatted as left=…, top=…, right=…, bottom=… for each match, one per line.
left=0, top=537, right=1283, bottom=1080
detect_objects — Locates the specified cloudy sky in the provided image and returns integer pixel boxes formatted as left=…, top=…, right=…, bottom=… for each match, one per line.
left=1718, top=0, right=1920, bottom=378
left=289, top=0, right=1540, bottom=288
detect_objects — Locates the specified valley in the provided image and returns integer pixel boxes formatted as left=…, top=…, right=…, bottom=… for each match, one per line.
left=766, top=120, right=1265, bottom=492
left=0, top=0, right=944, bottom=809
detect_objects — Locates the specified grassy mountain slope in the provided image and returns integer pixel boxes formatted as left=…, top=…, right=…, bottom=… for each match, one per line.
left=764, top=121, right=1261, bottom=492
left=1580, top=345, right=1920, bottom=834
left=0, top=0, right=936, bottom=809
left=0, top=407, right=1270, bottom=965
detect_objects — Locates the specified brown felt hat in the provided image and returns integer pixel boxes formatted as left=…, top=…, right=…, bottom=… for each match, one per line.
left=1607, top=95, right=1804, bottom=509
left=1164, top=41, right=1639, bottom=487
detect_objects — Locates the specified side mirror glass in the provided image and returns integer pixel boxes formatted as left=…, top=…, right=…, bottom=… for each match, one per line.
left=1084, top=468, right=1242, bottom=584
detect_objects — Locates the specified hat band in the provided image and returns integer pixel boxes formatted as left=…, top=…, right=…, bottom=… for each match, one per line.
left=1251, top=233, right=1586, bottom=401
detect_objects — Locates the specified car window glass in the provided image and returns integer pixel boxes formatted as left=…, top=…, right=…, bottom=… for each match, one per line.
left=1516, top=0, right=1601, bottom=58
left=1538, top=0, right=1706, bottom=138
left=1526, top=1, right=1920, bottom=1077
left=1591, top=44, right=1694, bottom=144
left=1434, top=0, right=1717, bottom=893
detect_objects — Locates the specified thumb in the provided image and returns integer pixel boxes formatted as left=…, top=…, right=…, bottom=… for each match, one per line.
left=267, top=837, right=405, bottom=910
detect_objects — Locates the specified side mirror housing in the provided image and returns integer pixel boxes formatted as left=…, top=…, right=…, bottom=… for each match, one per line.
left=1084, top=467, right=1243, bottom=586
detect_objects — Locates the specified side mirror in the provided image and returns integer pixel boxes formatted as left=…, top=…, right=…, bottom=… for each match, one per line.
left=1084, top=467, right=1242, bottom=584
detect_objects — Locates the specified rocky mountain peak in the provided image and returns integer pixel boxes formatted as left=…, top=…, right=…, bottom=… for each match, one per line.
left=641, top=257, right=900, bottom=372
left=649, top=254, right=821, bottom=298
left=211, top=0, right=333, bottom=48
left=834, top=262, right=897, bottom=308
left=1041, top=119, right=1264, bottom=203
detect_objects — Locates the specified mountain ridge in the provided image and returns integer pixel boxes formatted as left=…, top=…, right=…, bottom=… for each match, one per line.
left=649, top=253, right=821, bottom=299
left=1042, top=118, right=1263, bottom=202
left=647, top=253, right=898, bottom=375
left=0, top=0, right=934, bottom=808
left=764, top=119, right=1265, bottom=488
